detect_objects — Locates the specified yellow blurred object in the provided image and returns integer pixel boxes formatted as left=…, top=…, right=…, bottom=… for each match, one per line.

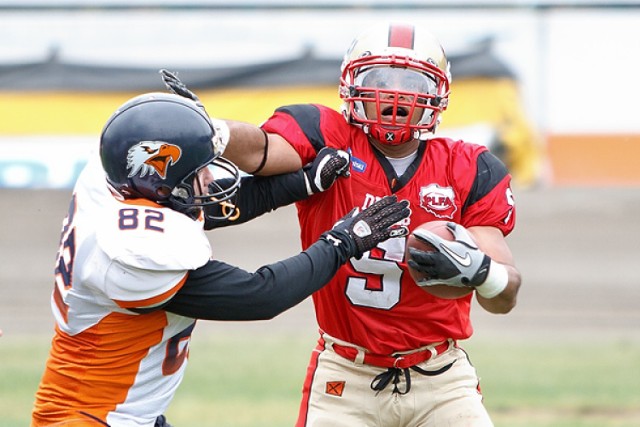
left=200, top=85, right=340, bottom=124
left=0, top=81, right=543, bottom=187
left=0, top=86, right=339, bottom=134
left=438, top=77, right=544, bottom=188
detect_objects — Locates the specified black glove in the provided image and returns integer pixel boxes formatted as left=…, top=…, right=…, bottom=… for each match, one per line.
left=322, top=195, right=410, bottom=260
left=407, top=222, right=490, bottom=288
left=160, top=69, right=205, bottom=111
left=303, top=147, right=351, bottom=195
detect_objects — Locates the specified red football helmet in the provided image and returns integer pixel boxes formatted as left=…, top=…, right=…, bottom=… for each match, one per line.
left=339, top=23, right=451, bottom=145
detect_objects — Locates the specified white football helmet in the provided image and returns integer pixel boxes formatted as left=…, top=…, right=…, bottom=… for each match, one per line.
left=339, top=23, right=451, bottom=145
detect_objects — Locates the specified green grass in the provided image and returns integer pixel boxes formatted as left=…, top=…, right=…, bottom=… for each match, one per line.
left=0, top=335, right=51, bottom=426
left=4, top=333, right=640, bottom=427
left=464, top=339, right=640, bottom=427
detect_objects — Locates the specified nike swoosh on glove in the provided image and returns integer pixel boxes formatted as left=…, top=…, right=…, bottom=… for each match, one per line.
left=407, top=222, right=491, bottom=288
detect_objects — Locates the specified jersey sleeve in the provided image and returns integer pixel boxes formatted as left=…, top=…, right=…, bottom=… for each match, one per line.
left=458, top=147, right=516, bottom=236
left=262, top=104, right=349, bottom=164
left=204, top=171, right=308, bottom=230
left=96, top=205, right=212, bottom=308
left=164, top=235, right=352, bottom=321
left=104, top=263, right=189, bottom=309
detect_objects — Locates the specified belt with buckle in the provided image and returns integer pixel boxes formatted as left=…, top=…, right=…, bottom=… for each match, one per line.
left=331, top=340, right=454, bottom=369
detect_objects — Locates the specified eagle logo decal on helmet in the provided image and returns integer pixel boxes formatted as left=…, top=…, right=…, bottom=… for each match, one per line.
left=127, top=141, right=182, bottom=179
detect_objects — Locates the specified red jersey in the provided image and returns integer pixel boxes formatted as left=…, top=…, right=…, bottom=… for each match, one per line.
left=263, top=104, right=515, bottom=355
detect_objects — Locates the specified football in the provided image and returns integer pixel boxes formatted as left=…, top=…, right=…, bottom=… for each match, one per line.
left=405, top=220, right=473, bottom=299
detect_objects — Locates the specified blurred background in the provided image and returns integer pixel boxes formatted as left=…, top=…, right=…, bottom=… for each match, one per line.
left=1, top=1, right=639, bottom=426
left=2, top=0, right=640, bottom=189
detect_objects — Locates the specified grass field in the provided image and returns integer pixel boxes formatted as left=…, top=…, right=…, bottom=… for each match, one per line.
left=3, top=187, right=640, bottom=426
left=4, top=333, right=639, bottom=427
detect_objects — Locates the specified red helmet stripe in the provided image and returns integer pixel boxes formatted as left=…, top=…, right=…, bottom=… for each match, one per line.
left=388, top=24, right=415, bottom=49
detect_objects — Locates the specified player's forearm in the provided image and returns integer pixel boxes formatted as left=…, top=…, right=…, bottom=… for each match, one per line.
left=223, top=121, right=302, bottom=175
left=163, top=238, right=349, bottom=321
left=204, top=171, right=308, bottom=229
left=234, top=238, right=352, bottom=320
left=476, top=264, right=521, bottom=314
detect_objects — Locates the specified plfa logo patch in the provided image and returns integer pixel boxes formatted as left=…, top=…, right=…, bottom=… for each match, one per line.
left=325, top=381, right=346, bottom=397
left=419, top=184, right=457, bottom=219
left=127, top=141, right=182, bottom=179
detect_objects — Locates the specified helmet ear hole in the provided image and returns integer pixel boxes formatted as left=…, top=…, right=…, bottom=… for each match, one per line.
left=156, top=185, right=172, bottom=198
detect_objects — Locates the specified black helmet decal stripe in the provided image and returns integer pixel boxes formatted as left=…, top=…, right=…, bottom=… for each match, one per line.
left=388, top=24, right=415, bottom=49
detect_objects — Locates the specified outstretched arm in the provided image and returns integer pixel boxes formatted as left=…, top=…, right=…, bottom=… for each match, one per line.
left=205, top=147, right=350, bottom=229
left=165, top=196, right=410, bottom=320
left=163, top=238, right=348, bottom=320
left=160, top=68, right=302, bottom=175
left=223, top=121, right=303, bottom=175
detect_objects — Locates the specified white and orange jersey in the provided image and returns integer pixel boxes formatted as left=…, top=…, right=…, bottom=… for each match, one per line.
left=32, top=156, right=211, bottom=426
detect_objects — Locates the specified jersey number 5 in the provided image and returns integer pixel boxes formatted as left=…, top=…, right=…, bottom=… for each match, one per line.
left=345, top=237, right=405, bottom=310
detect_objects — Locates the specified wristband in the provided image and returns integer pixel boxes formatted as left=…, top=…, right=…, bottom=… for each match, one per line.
left=475, top=260, right=508, bottom=299
left=211, top=118, right=230, bottom=155
left=303, top=173, right=314, bottom=197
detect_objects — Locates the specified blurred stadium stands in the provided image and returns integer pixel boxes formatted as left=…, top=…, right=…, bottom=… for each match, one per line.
left=1, top=1, right=639, bottom=188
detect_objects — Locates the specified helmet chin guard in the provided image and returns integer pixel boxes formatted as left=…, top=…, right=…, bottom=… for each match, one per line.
left=339, top=23, right=451, bottom=145
left=361, top=122, right=418, bottom=146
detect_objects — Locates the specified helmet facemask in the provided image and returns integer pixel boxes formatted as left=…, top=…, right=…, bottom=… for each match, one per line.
left=169, top=156, right=241, bottom=221
left=341, top=55, right=450, bottom=145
